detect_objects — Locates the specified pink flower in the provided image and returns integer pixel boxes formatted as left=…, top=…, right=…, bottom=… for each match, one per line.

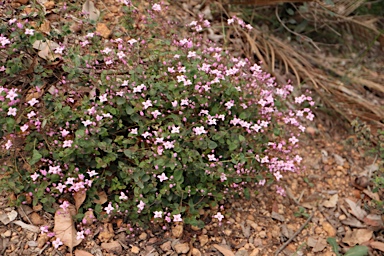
left=157, top=173, right=168, bottom=182
left=137, top=200, right=145, bottom=212
left=28, top=98, right=39, bottom=106
left=213, top=212, right=224, bottom=222
left=99, top=93, right=108, bottom=103
left=6, top=89, right=18, bottom=101
left=119, top=192, right=128, bottom=200
left=154, top=211, right=162, bottom=218
left=20, top=124, right=29, bottom=132
left=152, top=3, right=161, bottom=11
left=7, top=107, right=17, bottom=116
left=52, top=238, right=63, bottom=249
left=63, top=140, right=73, bottom=148
left=5, top=140, right=12, bottom=150
left=171, top=126, right=180, bottom=134
left=274, top=171, right=283, bottom=181
left=87, top=170, right=98, bottom=177
left=31, top=172, right=40, bottom=181
left=104, top=203, right=114, bottom=214
left=61, top=129, right=70, bottom=137
left=56, top=183, right=66, bottom=193
left=128, top=38, right=137, bottom=45
left=25, top=29, right=34, bottom=35
left=163, top=141, right=174, bottom=149
left=76, top=231, right=85, bottom=240
left=173, top=214, right=182, bottom=222
left=151, top=110, right=161, bottom=118
left=208, top=154, right=217, bottom=161
left=82, top=120, right=93, bottom=127
left=59, top=201, right=70, bottom=211
left=225, top=100, right=234, bottom=109
left=142, top=100, right=152, bottom=109
left=40, top=226, right=49, bottom=234
left=193, top=126, right=207, bottom=135
left=142, top=131, right=152, bottom=138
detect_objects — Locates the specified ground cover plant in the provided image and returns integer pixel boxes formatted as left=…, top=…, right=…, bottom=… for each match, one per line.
left=0, top=0, right=314, bottom=248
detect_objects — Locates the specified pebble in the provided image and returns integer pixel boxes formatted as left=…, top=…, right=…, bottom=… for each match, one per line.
left=174, top=243, right=190, bottom=254
left=199, top=235, right=209, bottom=246
left=172, top=224, right=183, bottom=238
left=213, top=244, right=235, bottom=256
left=101, top=241, right=122, bottom=254
left=138, top=232, right=147, bottom=241
left=258, top=231, right=267, bottom=239
left=322, top=221, right=336, bottom=237
left=96, top=23, right=111, bottom=38
left=131, top=245, right=140, bottom=254
left=249, top=248, right=260, bottom=256
left=191, top=248, right=202, bottom=256
left=160, top=241, right=171, bottom=251
left=2, top=230, right=12, bottom=238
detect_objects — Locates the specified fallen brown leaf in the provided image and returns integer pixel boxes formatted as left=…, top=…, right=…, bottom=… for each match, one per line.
left=53, top=204, right=82, bottom=253
left=74, top=249, right=94, bottom=256
left=74, top=189, right=87, bottom=211
left=342, top=228, right=373, bottom=246
left=370, top=241, right=384, bottom=252
left=345, top=198, right=367, bottom=220
left=94, top=191, right=108, bottom=204
left=82, top=0, right=100, bottom=22
left=322, top=194, right=338, bottom=208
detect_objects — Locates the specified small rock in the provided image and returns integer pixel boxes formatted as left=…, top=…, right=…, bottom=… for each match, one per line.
left=258, top=231, right=267, bottom=239
left=312, top=237, right=327, bottom=253
left=172, top=224, right=183, bottom=238
left=131, top=245, right=140, bottom=254
left=306, top=126, right=317, bottom=135
left=333, top=154, right=345, bottom=166
left=224, top=229, right=232, bottom=236
left=32, top=204, right=43, bottom=212
left=249, top=248, right=259, bottom=256
left=322, top=221, right=336, bottom=237
left=101, top=240, right=122, bottom=254
left=30, top=212, right=44, bottom=225
left=191, top=248, right=202, bottom=256
left=246, top=220, right=258, bottom=230
left=2, top=230, right=12, bottom=238
left=199, top=235, right=209, bottom=246
left=191, top=225, right=201, bottom=231
left=37, top=234, right=48, bottom=248
left=139, top=232, right=147, bottom=241
left=44, top=1, right=55, bottom=9
left=235, top=249, right=249, bottom=256
left=96, top=23, right=111, bottom=38
left=213, top=244, right=235, bottom=256
left=174, top=243, right=189, bottom=254
left=27, top=240, right=38, bottom=247
left=160, top=241, right=172, bottom=251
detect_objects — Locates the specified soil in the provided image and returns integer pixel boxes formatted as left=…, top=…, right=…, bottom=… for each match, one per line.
left=0, top=1, right=383, bottom=256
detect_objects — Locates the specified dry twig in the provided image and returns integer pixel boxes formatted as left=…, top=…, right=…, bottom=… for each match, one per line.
left=274, top=211, right=314, bottom=256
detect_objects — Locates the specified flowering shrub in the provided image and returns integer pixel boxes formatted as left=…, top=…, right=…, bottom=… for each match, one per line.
left=0, top=1, right=314, bottom=228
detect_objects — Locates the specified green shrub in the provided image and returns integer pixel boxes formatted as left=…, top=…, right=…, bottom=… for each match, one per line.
left=0, top=1, right=313, bottom=228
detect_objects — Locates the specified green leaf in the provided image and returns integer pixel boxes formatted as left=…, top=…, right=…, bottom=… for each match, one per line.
left=344, top=246, right=369, bottom=256
left=208, top=140, right=218, bottom=149
left=116, top=97, right=126, bottom=105
left=326, top=237, right=341, bottom=256
left=286, top=8, right=294, bottom=15
left=30, top=150, right=42, bottom=165
left=174, top=169, right=183, bottom=182
left=126, top=105, right=135, bottom=115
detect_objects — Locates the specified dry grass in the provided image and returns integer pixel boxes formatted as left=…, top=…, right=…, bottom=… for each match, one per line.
left=222, top=0, right=384, bottom=135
